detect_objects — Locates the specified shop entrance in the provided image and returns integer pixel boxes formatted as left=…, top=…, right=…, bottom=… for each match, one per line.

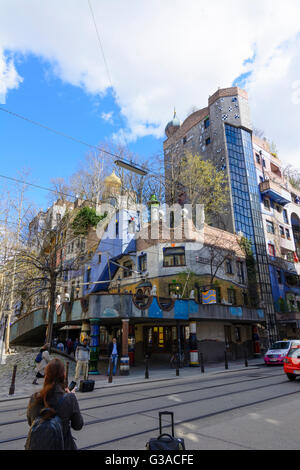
left=143, top=325, right=190, bottom=355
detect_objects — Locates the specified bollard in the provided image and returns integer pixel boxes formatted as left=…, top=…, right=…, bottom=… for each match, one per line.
left=224, top=350, right=229, bottom=370
left=9, top=365, right=17, bottom=395
left=65, top=361, right=69, bottom=388
left=145, top=355, right=149, bottom=379
left=108, top=358, right=113, bottom=384
left=200, top=353, right=205, bottom=374
left=244, top=349, right=248, bottom=368
left=176, top=353, right=180, bottom=377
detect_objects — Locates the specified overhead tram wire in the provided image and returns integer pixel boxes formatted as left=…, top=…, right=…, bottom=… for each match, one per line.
left=0, top=105, right=218, bottom=219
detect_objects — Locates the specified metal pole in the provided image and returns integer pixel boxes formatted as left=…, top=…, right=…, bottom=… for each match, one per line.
left=224, top=350, right=229, bottom=370
left=244, top=348, right=248, bottom=368
left=145, top=354, right=149, bottom=379
left=200, top=352, right=205, bottom=374
left=9, top=365, right=17, bottom=395
left=108, top=357, right=113, bottom=384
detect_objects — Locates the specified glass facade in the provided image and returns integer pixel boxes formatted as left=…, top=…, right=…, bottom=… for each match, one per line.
left=225, top=124, right=277, bottom=342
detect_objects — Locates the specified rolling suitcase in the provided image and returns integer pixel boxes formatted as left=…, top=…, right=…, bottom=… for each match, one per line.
left=79, top=379, right=95, bottom=392
left=146, top=412, right=185, bottom=450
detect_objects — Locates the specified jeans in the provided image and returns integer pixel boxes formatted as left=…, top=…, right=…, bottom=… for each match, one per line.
left=108, top=354, right=118, bottom=375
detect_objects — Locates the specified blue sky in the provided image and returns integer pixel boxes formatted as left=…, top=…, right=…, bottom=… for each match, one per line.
left=1, top=0, right=300, bottom=212
left=0, top=54, right=163, bottom=209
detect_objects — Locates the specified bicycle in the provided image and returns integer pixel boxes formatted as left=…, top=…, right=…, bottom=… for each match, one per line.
left=169, top=351, right=186, bottom=368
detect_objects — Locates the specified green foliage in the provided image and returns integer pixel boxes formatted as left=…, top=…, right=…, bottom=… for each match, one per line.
left=71, top=207, right=106, bottom=236
left=178, top=152, right=229, bottom=222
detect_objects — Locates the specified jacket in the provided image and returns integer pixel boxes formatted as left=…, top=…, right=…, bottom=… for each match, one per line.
left=35, top=350, right=51, bottom=375
left=26, top=384, right=84, bottom=450
left=108, top=342, right=120, bottom=356
left=75, top=343, right=90, bottom=362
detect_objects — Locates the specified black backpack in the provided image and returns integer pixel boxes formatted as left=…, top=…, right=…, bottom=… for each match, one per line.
left=26, top=396, right=66, bottom=450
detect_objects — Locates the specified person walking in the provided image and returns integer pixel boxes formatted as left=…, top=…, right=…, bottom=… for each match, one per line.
left=26, top=358, right=83, bottom=450
left=32, top=344, right=51, bottom=385
left=74, top=338, right=90, bottom=384
left=107, top=338, right=120, bottom=376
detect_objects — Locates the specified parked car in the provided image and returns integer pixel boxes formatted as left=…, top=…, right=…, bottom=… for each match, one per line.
left=283, top=346, right=300, bottom=381
left=264, top=340, right=300, bottom=365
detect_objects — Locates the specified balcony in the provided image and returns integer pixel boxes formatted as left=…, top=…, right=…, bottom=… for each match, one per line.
left=260, top=180, right=291, bottom=206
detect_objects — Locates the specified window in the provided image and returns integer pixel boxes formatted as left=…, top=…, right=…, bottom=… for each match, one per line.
left=204, top=117, right=210, bottom=129
left=277, top=269, right=282, bottom=284
left=266, top=221, right=275, bottom=234
left=262, top=159, right=266, bottom=168
left=268, top=243, right=276, bottom=257
left=205, top=137, right=211, bottom=146
left=163, top=247, right=186, bottom=267
left=86, top=268, right=91, bottom=285
left=242, top=292, right=248, bottom=306
left=283, top=209, right=289, bottom=224
left=225, top=259, right=233, bottom=274
left=138, top=254, right=147, bottom=272
left=227, top=289, right=236, bottom=305
left=279, top=226, right=285, bottom=237
left=183, top=136, right=187, bottom=145
left=276, top=205, right=282, bottom=213
left=256, top=153, right=261, bottom=164
left=98, top=254, right=102, bottom=264
left=123, top=261, right=133, bottom=278
left=116, top=220, right=119, bottom=238
left=237, top=262, right=245, bottom=284
left=286, top=228, right=291, bottom=240
left=234, top=327, right=241, bottom=342
left=56, top=213, right=61, bottom=224
left=264, top=198, right=270, bottom=211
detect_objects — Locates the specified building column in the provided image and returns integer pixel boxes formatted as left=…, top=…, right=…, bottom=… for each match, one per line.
left=120, top=319, right=130, bottom=375
left=89, top=319, right=100, bottom=375
left=189, top=321, right=199, bottom=367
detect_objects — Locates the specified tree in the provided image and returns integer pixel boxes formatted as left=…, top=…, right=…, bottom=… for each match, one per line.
left=174, top=152, right=229, bottom=225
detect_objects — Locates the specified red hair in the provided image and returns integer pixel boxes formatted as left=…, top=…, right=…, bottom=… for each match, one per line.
left=32, top=359, right=66, bottom=417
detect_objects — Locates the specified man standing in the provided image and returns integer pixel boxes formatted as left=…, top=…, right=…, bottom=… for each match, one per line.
left=75, top=337, right=90, bottom=383
left=107, top=338, right=119, bottom=376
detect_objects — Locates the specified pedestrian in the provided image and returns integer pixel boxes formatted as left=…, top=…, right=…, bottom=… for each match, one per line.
left=25, top=358, right=83, bottom=450
left=107, top=337, right=120, bottom=376
left=32, top=344, right=51, bottom=385
left=73, top=337, right=79, bottom=352
left=57, top=340, right=64, bottom=352
left=66, top=337, right=73, bottom=355
left=74, top=337, right=90, bottom=385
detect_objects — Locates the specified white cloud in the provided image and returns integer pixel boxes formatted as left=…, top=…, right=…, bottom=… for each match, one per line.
left=0, top=0, right=300, bottom=165
left=0, top=50, right=23, bottom=103
left=101, top=111, right=114, bottom=124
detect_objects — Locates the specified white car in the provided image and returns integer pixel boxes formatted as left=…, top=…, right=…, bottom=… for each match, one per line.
left=264, top=340, right=300, bottom=365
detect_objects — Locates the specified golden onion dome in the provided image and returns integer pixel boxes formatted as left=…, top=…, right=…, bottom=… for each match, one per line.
left=104, top=171, right=121, bottom=187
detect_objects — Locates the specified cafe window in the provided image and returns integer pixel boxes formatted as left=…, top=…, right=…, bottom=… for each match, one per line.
left=163, top=247, right=186, bottom=267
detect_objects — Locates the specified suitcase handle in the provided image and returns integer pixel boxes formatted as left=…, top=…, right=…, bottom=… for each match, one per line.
left=159, top=412, right=174, bottom=437
left=157, top=434, right=175, bottom=441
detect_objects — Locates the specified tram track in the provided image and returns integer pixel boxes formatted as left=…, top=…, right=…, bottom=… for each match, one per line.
left=0, top=370, right=283, bottom=416
left=0, top=372, right=293, bottom=446
left=81, top=387, right=300, bottom=450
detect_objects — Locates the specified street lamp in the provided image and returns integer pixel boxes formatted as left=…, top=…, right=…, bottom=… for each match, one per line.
left=114, top=160, right=148, bottom=176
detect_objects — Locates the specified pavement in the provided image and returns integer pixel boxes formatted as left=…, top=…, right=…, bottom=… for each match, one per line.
left=0, top=346, right=266, bottom=401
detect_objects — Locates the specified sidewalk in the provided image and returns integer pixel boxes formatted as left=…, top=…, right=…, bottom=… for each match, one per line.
left=0, top=356, right=265, bottom=401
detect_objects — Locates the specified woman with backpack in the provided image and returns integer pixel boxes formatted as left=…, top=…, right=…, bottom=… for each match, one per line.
left=32, top=343, right=51, bottom=385
left=26, top=358, right=84, bottom=450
